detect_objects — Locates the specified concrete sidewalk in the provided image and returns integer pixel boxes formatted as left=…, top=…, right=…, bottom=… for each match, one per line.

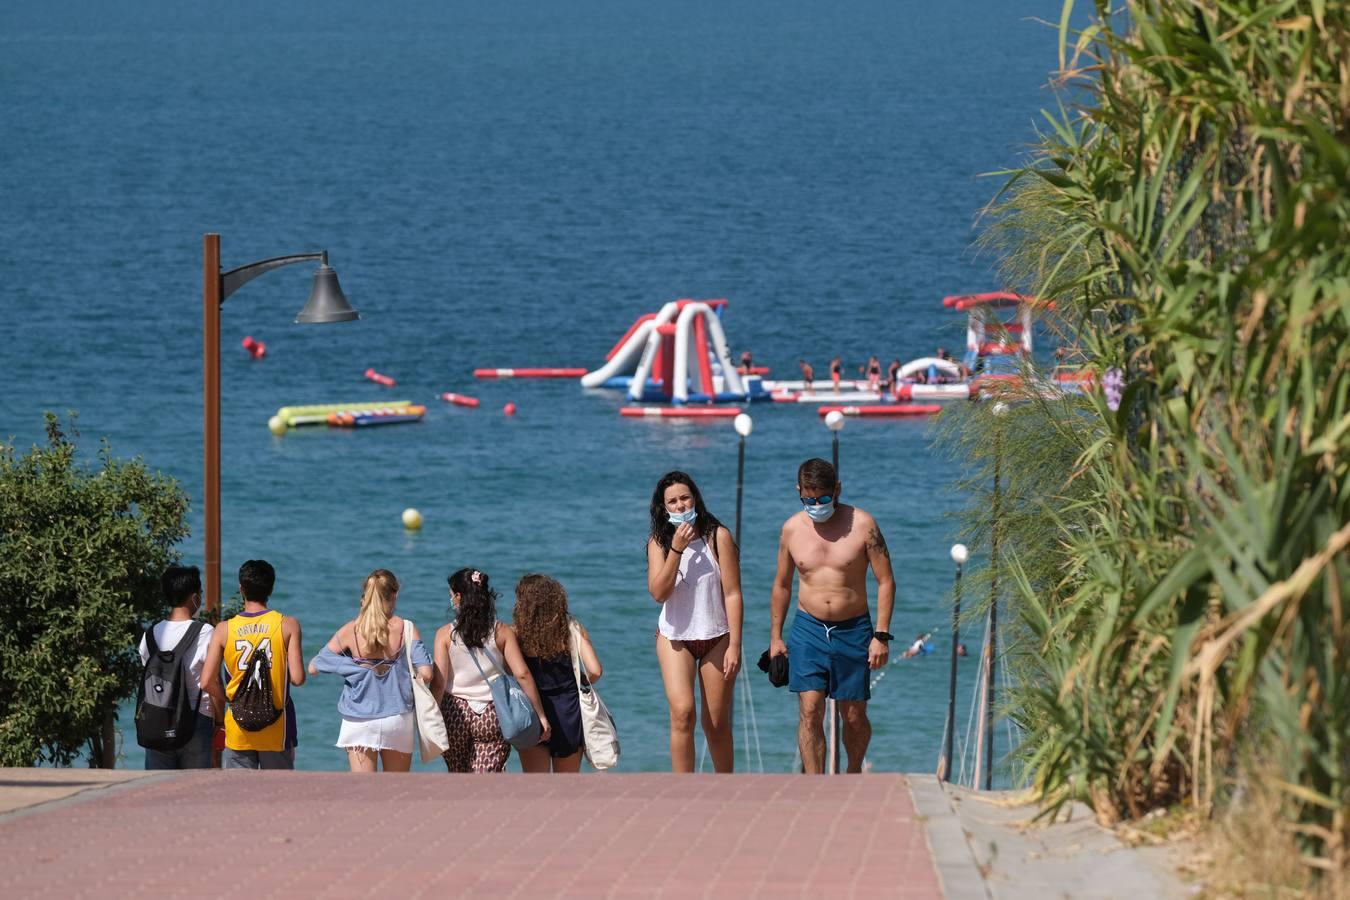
left=909, top=776, right=1189, bottom=899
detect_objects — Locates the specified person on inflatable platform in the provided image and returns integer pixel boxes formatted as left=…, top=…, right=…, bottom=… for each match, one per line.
left=798, top=359, right=814, bottom=395
left=646, top=471, right=744, bottom=773
left=829, top=356, right=842, bottom=393
left=768, top=458, right=896, bottom=774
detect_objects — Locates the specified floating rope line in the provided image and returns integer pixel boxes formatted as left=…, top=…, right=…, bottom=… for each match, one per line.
left=742, top=663, right=765, bottom=772
left=957, top=624, right=992, bottom=788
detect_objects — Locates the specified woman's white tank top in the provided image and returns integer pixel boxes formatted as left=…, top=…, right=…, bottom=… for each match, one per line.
left=449, top=624, right=503, bottom=705
left=658, top=535, right=730, bottom=641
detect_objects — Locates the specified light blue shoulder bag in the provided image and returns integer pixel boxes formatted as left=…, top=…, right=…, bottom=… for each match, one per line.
left=467, top=643, right=542, bottom=750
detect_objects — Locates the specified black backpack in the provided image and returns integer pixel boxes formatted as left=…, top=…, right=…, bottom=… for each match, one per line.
left=134, top=621, right=206, bottom=751
left=231, top=640, right=283, bottom=732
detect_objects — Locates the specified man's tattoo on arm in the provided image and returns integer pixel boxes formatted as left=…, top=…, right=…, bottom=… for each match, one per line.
left=867, top=526, right=890, bottom=559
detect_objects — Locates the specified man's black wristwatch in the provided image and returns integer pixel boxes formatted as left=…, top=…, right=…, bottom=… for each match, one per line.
left=873, top=631, right=893, bottom=643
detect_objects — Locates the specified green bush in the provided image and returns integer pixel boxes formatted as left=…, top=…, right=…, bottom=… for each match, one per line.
left=948, top=0, right=1349, bottom=882
left=0, top=415, right=189, bottom=766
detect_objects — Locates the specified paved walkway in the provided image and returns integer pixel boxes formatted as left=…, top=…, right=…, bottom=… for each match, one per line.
left=0, top=770, right=941, bottom=899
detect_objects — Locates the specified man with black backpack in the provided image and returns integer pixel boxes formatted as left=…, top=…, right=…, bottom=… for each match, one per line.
left=200, top=559, right=305, bottom=769
left=136, top=565, right=219, bottom=769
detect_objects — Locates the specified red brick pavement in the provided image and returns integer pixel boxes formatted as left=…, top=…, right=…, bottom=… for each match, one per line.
left=0, top=773, right=942, bottom=899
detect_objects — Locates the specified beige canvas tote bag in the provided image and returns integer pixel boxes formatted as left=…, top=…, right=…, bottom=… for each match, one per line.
left=569, top=618, right=619, bottom=770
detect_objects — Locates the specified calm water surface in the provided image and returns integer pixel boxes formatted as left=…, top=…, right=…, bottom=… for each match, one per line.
left=2, top=0, right=1056, bottom=774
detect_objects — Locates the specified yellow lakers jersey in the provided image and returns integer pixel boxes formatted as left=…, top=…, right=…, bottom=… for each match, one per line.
left=223, top=609, right=287, bottom=752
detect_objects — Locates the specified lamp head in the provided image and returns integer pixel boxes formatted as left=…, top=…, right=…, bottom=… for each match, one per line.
left=951, top=543, right=969, bottom=565
left=733, top=413, right=753, bottom=437
left=824, top=410, right=846, bottom=432
left=295, top=262, right=359, bottom=324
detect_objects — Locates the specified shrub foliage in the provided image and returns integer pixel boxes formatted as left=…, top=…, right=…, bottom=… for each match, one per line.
left=950, top=0, right=1349, bottom=881
left=0, top=415, right=189, bottom=766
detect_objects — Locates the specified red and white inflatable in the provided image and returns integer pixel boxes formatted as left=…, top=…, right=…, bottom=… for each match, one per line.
left=582, top=299, right=756, bottom=404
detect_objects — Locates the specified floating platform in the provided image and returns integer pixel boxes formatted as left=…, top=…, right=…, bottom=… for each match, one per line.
left=762, top=379, right=872, bottom=392
left=620, top=407, right=742, bottom=419
left=474, top=368, right=587, bottom=379
left=816, top=405, right=942, bottom=418
left=893, top=383, right=972, bottom=401
left=275, top=401, right=414, bottom=427
left=774, top=390, right=881, bottom=404
left=328, top=405, right=426, bottom=427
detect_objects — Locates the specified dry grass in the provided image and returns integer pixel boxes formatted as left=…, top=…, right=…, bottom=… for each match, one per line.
left=1185, top=778, right=1343, bottom=900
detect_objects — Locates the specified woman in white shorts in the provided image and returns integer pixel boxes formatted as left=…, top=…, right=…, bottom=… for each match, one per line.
left=309, top=569, right=433, bottom=771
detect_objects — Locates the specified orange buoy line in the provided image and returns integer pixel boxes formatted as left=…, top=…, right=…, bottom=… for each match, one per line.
left=816, top=405, right=942, bottom=418
left=474, top=368, right=587, bottom=379
left=619, top=407, right=742, bottom=418
left=439, top=392, right=480, bottom=408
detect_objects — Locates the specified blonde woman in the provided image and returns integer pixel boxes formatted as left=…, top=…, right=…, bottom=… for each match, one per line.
left=309, top=569, right=433, bottom=772
left=513, top=574, right=603, bottom=773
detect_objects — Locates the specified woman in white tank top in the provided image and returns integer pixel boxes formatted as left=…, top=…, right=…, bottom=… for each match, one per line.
left=646, top=471, right=744, bottom=773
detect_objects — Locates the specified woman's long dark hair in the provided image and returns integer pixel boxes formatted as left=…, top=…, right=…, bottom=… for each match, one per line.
left=648, top=470, right=725, bottom=557
left=448, top=567, right=497, bottom=650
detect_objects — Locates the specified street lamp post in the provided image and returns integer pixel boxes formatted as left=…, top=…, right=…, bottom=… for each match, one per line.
left=822, top=409, right=846, bottom=774
left=202, top=233, right=359, bottom=613
left=733, top=414, right=753, bottom=547
left=825, top=409, right=845, bottom=474
left=941, top=543, right=969, bottom=782
left=984, top=402, right=1008, bottom=789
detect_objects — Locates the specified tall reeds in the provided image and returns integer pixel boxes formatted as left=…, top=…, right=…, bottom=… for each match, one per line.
left=948, top=0, right=1349, bottom=883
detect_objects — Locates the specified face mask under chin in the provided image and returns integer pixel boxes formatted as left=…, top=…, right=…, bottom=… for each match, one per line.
left=668, top=509, right=697, bottom=526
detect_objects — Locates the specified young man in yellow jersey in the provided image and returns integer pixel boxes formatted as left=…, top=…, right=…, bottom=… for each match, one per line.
left=201, top=560, right=305, bottom=769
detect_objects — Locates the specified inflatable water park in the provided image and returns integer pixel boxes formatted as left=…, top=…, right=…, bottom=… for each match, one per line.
left=262, top=291, right=1090, bottom=433
left=579, top=299, right=770, bottom=404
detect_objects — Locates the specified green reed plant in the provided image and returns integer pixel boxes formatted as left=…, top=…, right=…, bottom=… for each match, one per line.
left=945, top=0, right=1348, bottom=881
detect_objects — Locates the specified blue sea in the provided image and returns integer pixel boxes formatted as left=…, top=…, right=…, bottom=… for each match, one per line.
left=2, top=0, right=1056, bottom=775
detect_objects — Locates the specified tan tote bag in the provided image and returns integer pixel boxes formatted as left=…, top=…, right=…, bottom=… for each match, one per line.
left=404, top=619, right=449, bottom=763
left=569, top=618, right=619, bottom=770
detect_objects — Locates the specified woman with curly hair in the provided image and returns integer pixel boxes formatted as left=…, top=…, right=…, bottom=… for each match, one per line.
left=431, top=567, right=550, bottom=773
left=646, top=470, right=744, bottom=773
left=513, top=574, right=603, bottom=773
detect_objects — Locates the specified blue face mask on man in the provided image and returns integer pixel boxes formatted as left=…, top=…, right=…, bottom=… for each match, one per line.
left=667, top=508, right=697, bottom=526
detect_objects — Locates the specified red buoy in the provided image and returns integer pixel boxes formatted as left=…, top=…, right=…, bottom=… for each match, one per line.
left=439, top=392, right=480, bottom=408
left=364, top=368, right=396, bottom=387
left=242, top=336, right=266, bottom=359
left=503, top=402, right=517, bottom=416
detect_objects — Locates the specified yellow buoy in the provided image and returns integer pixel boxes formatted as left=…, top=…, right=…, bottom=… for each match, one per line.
left=268, top=415, right=287, bottom=436
left=402, top=508, right=423, bottom=530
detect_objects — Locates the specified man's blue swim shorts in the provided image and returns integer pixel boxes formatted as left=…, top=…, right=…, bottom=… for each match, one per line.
left=787, top=609, right=873, bottom=701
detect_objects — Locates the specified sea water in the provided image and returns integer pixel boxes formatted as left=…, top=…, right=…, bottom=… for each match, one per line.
left=1, top=0, right=1056, bottom=774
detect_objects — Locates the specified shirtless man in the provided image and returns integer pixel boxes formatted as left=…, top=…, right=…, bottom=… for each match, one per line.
left=798, top=359, right=815, bottom=395
left=768, top=458, right=895, bottom=773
